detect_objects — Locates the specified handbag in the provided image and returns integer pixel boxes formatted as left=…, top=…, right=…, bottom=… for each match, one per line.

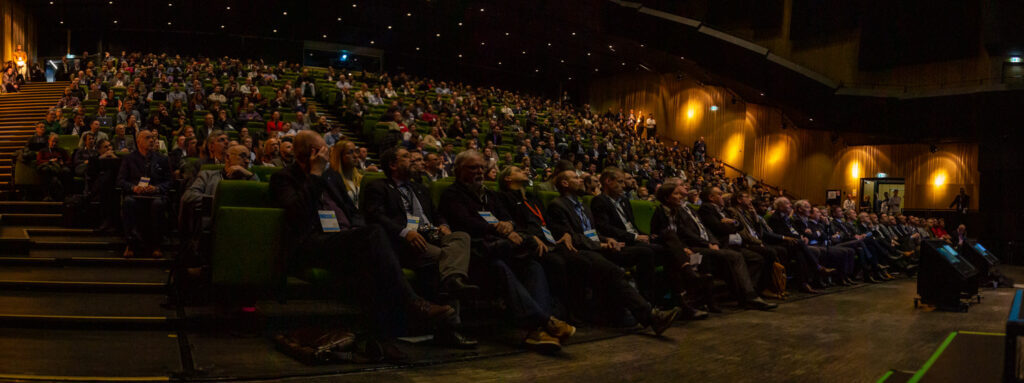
left=273, top=327, right=374, bottom=365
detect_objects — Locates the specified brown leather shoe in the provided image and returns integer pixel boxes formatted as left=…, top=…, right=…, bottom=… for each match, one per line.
left=545, top=316, right=576, bottom=341
left=123, top=246, right=134, bottom=258
left=406, top=299, right=455, bottom=325
left=524, top=329, right=562, bottom=354
left=152, top=249, right=164, bottom=258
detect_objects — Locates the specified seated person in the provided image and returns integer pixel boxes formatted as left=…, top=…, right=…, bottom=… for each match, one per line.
left=110, top=124, right=134, bottom=154
left=270, top=131, right=458, bottom=360
left=439, top=150, right=575, bottom=353
left=650, top=182, right=777, bottom=310
left=26, top=122, right=48, bottom=151
left=117, top=130, right=172, bottom=258
left=362, top=147, right=478, bottom=348
left=86, top=138, right=122, bottom=232
left=328, top=140, right=364, bottom=208
left=498, top=166, right=684, bottom=330
left=85, top=119, right=109, bottom=142
left=591, top=168, right=711, bottom=316
left=827, top=206, right=886, bottom=282
left=72, top=132, right=98, bottom=178
left=697, top=187, right=770, bottom=296
left=36, top=133, right=72, bottom=201
left=179, top=144, right=258, bottom=276
left=271, top=139, right=295, bottom=168
left=767, top=198, right=856, bottom=287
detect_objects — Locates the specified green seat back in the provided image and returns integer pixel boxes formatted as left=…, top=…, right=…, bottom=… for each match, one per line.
left=200, top=164, right=224, bottom=172
left=629, top=200, right=660, bottom=235
left=538, top=191, right=560, bottom=208
left=430, top=180, right=453, bottom=207
left=483, top=181, right=498, bottom=191
left=213, top=180, right=272, bottom=212
left=211, top=206, right=285, bottom=293
left=250, top=166, right=280, bottom=182
left=57, top=135, right=79, bottom=154
left=581, top=195, right=594, bottom=210
left=359, top=171, right=386, bottom=189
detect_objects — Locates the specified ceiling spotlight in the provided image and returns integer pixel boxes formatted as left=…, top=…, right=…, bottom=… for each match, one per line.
left=351, top=3, right=356, bottom=7
left=809, top=118, right=814, bottom=122
left=571, top=32, right=576, bottom=36
left=323, top=34, right=327, bottom=38
left=435, top=33, right=441, bottom=37
left=337, top=17, right=342, bottom=21
left=759, top=92, right=765, bottom=96
left=458, top=22, right=462, bottom=26
left=621, top=62, right=626, bottom=66
left=710, top=105, right=719, bottom=111
left=406, top=12, right=411, bottom=16
left=167, top=21, right=172, bottom=25
left=535, top=69, right=539, bottom=73
left=282, top=11, right=287, bottom=15
left=458, top=54, right=463, bottom=58
left=387, top=25, right=392, bottom=29
left=568, top=77, right=573, bottom=80
left=594, top=68, right=599, bottom=72
left=640, top=44, right=645, bottom=47
left=59, top=20, right=64, bottom=24
left=480, top=42, right=485, bottom=46
left=226, top=6, right=230, bottom=10
left=49, top=1, right=53, bottom=4
left=560, top=59, right=564, bottom=63
left=113, top=20, right=118, bottom=23
left=220, top=25, right=225, bottom=28
left=680, top=56, right=685, bottom=60
left=167, top=2, right=172, bottom=6
left=479, top=8, right=484, bottom=12
left=272, top=29, right=277, bottom=33
left=415, top=47, right=420, bottom=51
left=521, top=51, right=526, bottom=54
left=586, top=52, right=591, bottom=56
left=547, top=42, right=552, bottom=47
left=108, top=1, right=112, bottom=3
left=498, top=61, right=502, bottom=65
left=370, top=40, right=375, bottom=44
left=505, top=32, right=510, bottom=36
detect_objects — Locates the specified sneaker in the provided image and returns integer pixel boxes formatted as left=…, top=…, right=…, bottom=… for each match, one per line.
left=545, top=316, right=576, bottom=341
left=524, top=329, right=562, bottom=354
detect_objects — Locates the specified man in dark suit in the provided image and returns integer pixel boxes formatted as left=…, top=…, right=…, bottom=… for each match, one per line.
left=727, top=192, right=819, bottom=293
left=498, top=166, right=686, bottom=330
left=270, top=131, right=457, bottom=358
left=768, top=198, right=856, bottom=286
left=649, top=182, right=777, bottom=311
left=438, top=150, right=574, bottom=353
left=590, top=168, right=707, bottom=319
left=117, top=130, right=171, bottom=258
left=546, top=169, right=687, bottom=327
left=363, top=147, right=477, bottom=297
left=697, top=187, right=769, bottom=295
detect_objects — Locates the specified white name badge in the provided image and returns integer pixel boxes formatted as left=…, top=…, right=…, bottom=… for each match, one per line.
left=690, top=252, right=704, bottom=266
left=728, top=233, right=743, bottom=246
left=319, top=210, right=341, bottom=232
left=406, top=214, right=421, bottom=231
left=478, top=211, right=499, bottom=224
left=138, top=177, right=151, bottom=188
left=584, top=229, right=600, bottom=242
left=541, top=226, right=556, bottom=244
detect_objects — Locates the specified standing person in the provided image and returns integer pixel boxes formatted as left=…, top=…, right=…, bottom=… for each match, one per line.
left=693, top=136, right=707, bottom=163
left=949, top=188, right=970, bottom=225
left=887, top=189, right=902, bottom=216
left=13, top=44, right=28, bottom=79
left=842, top=193, right=856, bottom=212
left=117, top=130, right=172, bottom=258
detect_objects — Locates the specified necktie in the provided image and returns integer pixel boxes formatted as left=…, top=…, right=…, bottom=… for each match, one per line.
left=684, top=206, right=709, bottom=241
left=573, top=199, right=593, bottom=232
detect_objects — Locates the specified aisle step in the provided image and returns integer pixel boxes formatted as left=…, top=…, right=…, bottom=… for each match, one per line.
left=0, top=265, right=167, bottom=293
left=0, top=291, right=172, bottom=329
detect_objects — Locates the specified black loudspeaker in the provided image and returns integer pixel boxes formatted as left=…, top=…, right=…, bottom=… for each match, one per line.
left=963, top=240, right=1000, bottom=278
left=918, top=239, right=979, bottom=311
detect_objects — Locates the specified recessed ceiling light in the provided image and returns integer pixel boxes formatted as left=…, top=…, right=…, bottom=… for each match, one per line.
left=167, top=2, right=172, bottom=6
left=282, top=11, right=287, bottom=15
left=480, top=42, right=485, bottom=46
left=498, top=61, right=502, bottom=65
left=226, top=6, right=230, bottom=10
left=435, top=33, right=441, bottom=37
left=560, top=59, right=564, bottom=63
left=568, top=77, right=573, bottom=80
left=352, top=3, right=356, bottom=7
left=521, top=51, right=526, bottom=54
left=586, top=52, right=591, bottom=56
left=571, top=32, right=576, bottom=36
left=594, top=68, right=599, bottom=72
left=759, top=92, right=764, bottom=96
left=387, top=25, right=392, bottom=29
left=406, top=12, right=411, bottom=16
left=640, top=44, right=645, bottom=47
left=535, top=69, right=539, bottom=72
left=809, top=118, right=814, bottom=121
left=167, top=21, right=172, bottom=25
left=322, top=34, right=327, bottom=38
left=458, top=54, right=463, bottom=58
left=621, top=62, right=625, bottom=65
left=272, top=29, right=277, bottom=33
left=370, top=40, right=375, bottom=44
left=415, top=47, right=420, bottom=51
left=49, top=1, right=53, bottom=4
left=337, top=17, right=342, bottom=21
left=458, top=22, right=462, bottom=26
left=680, top=56, right=685, bottom=60
left=113, top=20, right=118, bottom=23
left=59, top=20, right=63, bottom=24
left=505, top=32, right=510, bottom=36
left=480, top=8, right=485, bottom=12
left=220, top=25, right=225, bottom=28
left=547, top=42, right=552, bottom=47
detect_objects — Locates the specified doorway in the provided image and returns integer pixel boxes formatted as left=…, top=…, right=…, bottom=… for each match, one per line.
left=860, top=177, right=906, bottom=214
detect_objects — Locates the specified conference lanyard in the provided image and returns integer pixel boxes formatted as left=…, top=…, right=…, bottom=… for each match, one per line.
left=523, top=200, right=545, bottom=226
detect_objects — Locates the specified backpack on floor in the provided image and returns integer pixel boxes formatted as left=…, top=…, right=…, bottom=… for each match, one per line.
left=768, top=261, right=788, bottom=299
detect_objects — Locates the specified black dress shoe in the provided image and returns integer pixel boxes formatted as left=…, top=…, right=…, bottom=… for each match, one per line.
left=441, top=275, right=480, bottom=297
left=433, top=329, right=478, bottom=349
left=406, top=300, right=456, bottom=325
left=647, top=307, right=682, bottom=336
left=743, top=297, right=778, bottom=311
left=679, top=304, right=709, bottom=320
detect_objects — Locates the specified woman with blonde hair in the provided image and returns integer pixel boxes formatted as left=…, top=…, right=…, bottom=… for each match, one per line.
left=329, top=139, right=364, bottom=206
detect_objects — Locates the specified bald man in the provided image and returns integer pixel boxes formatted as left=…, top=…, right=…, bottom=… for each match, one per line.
left=270, top=131, right=463, bottom=357
left=117, top=130, right=171, bottom=258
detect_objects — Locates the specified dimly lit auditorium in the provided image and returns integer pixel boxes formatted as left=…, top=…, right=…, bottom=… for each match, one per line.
left=1, top=0, right=1023, bottom=382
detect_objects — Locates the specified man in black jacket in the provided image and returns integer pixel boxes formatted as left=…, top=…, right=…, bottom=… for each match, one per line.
left=727, top=192, right=820, bottom=293
left=697, top=187, right=768, bottom=295
left=591, top=168, right=707, bottom=318
left=363, top=147, right=477, bottom=297
left=117, top=130, right=172, bottom=258
left=438, top=150, right=575, bottom=353
left=498, top=166, right=686, bottom=330
left=270, top=131, right=458, bottom=358
left=767, top=198, right=856, bottom=286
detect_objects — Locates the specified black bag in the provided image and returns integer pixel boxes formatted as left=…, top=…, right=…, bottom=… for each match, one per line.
left=273, top=327, right=377, bottom=365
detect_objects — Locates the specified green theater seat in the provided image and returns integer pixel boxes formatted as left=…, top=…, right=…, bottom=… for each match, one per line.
left=211, top=206, right=285, bottom=296
left=538, top=191, right=560, bottom=208
left=250, top=166, right=280, bottom=182
left=200, top=164, right=225, bottom=172
left=629, top=200, right=660, bottom=235
left=212, top=180, right=272, bottom=212
left=57, top=135, right=79, bottom=154
left=430, top=179, right=454, bottom=207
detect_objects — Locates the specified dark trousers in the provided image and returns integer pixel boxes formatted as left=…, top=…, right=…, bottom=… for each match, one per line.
left=487, top=256, right=553, bottom=330
left=600, top=244, right=658, bottom=302
left=742, top=244, right=785, bottom=290
left=541, top=249, right=652, bottom=324
left=699, top=246, right=759, bottom=301
left=298, top=224, right=419, bottom=336
left=811, top=245, right=856, bottom=278
left=123, top=195, right=167, bottom=253
left=775, top=242, right=817, bottom=285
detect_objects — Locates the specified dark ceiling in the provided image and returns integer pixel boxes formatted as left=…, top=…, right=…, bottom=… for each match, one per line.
left=25, top=0, right=1024, bottom=145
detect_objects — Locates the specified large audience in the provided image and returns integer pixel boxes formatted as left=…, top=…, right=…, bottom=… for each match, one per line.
left=12, top=50, right=970, bottom=359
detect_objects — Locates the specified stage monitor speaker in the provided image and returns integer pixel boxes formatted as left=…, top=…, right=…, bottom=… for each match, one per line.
left=918, top=239, right=979, bottom=310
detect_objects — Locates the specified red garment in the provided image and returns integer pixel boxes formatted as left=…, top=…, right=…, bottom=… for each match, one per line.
left=36, top=147, right=69, bottom=166
left=931, top=226, right=949, bottom=238
left=266, top=120, right=286, bottom=134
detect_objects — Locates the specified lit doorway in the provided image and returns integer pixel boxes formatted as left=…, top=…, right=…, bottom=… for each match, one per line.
left=860, top=177, right=906, bottom=214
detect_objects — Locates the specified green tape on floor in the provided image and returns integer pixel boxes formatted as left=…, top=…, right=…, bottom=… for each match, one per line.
left=907, top=331, right=958, bottom=383
left=876, top=370, right=894, bottom=383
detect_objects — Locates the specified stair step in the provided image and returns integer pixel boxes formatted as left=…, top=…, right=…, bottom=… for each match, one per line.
left=0, top=249, right=172, bottom=268
left=0, top=202, right=63, bottom=214
left=0, top=265, right=168, bottom=293
left=0, top=291, right=172, bottom=329
left=0, top=213, right=62, bottom=226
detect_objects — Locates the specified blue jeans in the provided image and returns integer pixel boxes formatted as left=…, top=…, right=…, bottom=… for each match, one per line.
left=489, top=257, right=552, bottom=330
